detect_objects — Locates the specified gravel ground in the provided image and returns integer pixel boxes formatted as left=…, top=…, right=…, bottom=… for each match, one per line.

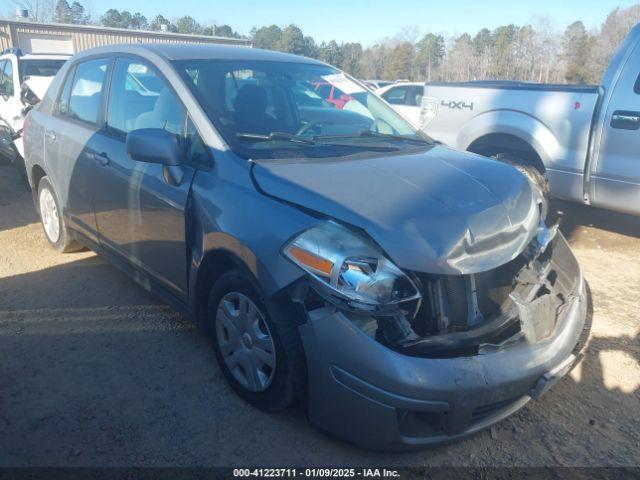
left=0, top=162, right=638, bottom=467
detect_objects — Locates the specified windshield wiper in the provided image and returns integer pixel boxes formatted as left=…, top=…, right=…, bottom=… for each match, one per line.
left=316, top=130, right=432, bottom=144
left=237, top=131, right=316, bottom=146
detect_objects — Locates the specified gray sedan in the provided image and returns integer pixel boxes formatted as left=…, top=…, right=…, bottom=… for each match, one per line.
left=23, top=44, right=587, bottom=450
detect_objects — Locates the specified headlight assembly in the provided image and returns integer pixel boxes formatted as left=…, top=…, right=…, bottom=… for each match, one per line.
left=283, top=221, right=421, bottom=314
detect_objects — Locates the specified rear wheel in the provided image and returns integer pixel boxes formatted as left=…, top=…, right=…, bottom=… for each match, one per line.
left=37, top=176, right=83, bottom=253
left=207, top=269, right=305, bottom=412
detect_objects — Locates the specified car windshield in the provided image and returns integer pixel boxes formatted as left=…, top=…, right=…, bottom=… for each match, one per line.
left=19, top=59, right=66, bottom=81
left=173, top=59, right=433, bottom=160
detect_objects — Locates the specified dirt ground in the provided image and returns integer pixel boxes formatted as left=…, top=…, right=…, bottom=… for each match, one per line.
left=0, top=162, right=638, bottom=467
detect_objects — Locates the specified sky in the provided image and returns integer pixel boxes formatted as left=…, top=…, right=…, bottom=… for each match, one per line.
left=4, top=0, right=637, bottom=44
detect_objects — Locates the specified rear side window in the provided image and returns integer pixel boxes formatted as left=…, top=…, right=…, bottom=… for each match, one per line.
left=383, top=87, right=407, bottom=105
left=66, top=58, right=109, bottom=125
left=107, top=58, right=184, bottom=135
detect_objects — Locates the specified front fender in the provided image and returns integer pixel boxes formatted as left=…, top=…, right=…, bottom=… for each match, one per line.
left=187, top=160, right=319, bottom=320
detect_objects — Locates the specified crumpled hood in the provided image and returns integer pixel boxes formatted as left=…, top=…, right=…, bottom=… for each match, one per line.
left=252, top=145, right=539, bottom=274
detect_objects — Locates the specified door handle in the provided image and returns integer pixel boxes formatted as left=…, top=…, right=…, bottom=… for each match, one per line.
left=45, top=129, right=56, bottom=141
left=610, top=110, right=640, bottom=130
left=92, top=151, right=110, bottom=166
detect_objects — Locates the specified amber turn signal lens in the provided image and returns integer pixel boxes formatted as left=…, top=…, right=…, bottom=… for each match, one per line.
left=287, top=245, right=334, bottom=277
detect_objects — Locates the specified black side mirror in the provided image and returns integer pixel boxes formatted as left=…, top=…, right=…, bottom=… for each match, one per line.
left=126, top=128, right=181, bottom=166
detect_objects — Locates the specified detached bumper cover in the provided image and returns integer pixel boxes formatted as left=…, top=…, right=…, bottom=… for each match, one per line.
left=298, top=233, right=587, bottom=450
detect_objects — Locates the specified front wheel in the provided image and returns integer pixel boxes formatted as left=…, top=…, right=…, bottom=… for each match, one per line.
left=37, top=176, right=83, bottom=253
left=207, top=269, right=305, bottom=412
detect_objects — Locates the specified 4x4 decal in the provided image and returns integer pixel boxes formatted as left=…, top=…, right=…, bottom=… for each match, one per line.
left=441, top=100, right=474, bottom=110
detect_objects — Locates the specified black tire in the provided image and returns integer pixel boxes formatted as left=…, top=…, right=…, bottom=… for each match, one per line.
left=491, top=153, right=549, bottom=217
left=13, top=153, right=29, bottom=186
left=207, top=269, right=305, bottom=412
left=37, top=176, right=83, bottom=253
left=492, top=153, right=549, bottom=198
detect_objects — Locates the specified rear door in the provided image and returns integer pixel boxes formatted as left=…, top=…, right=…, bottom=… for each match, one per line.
left=45, top=57, right=110, bottom=242
left=88, top=56, right=197, bottom=300
left=591, top=44, right=640, bottom=214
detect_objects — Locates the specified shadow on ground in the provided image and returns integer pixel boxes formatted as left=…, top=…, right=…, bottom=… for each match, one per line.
left=0, top=254, right=638, bottom=467
left=554, top=199, right=640, bottom=241
left=0, top=165, right=38, bottom=232
left=0, top=164, right=638, bottom=466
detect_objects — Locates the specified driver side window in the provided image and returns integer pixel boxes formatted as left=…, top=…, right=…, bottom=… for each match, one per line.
left=107, top=58, right=185, bottom=136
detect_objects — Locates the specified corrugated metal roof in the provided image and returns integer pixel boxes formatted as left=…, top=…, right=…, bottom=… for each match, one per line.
left=0, top=19, right=251, bottom=53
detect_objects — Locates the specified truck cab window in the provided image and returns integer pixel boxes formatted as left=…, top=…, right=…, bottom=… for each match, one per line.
left=383, top=87, right=407, bottom=105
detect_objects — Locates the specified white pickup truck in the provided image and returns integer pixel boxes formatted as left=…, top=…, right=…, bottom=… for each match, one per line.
left=416, top=24, right=640, bottom=216
left=0, top=48, right=68, bottom=176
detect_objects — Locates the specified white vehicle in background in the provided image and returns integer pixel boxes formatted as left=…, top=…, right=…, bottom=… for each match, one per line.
left=376, top=82, right=425, bottom=128
left=0, top=48, right=68, bottom=176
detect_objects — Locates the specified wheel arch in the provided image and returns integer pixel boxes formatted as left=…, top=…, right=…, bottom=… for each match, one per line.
left=456, top=110, right=562, bottom=172
left=30, top=164, right=47, bottom=206
left=467, top=133, right=546, bottom=173
left=193, top=247, right=262, bottom=330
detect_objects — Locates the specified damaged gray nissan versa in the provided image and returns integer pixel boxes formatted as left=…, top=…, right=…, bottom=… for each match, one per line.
left=24, top=44, right=588, bottom=450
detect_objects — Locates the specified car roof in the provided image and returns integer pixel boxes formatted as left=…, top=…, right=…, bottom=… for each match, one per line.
left=72, top=43, right=326, bottom=65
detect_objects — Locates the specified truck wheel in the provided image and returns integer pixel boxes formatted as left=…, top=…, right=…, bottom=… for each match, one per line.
left=492, top=154, right=549, bottom=216
left=207, top=269, right=305, bottom=412
left=37, top=176, right=83, bottom=253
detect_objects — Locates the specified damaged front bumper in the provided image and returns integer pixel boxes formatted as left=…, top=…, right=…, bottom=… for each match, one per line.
left=297, top=232, right=587, bottom=450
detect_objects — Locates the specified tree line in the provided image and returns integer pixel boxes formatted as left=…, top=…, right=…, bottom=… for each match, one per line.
left=9, top=1, right=640, bottom=84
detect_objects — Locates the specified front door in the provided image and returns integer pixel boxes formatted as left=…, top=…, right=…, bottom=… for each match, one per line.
left=591, top=43, right=640, bottom=215
left=90, top=57, right=195, bottom=300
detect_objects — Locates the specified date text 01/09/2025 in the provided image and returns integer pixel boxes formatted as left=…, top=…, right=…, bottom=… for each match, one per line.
left=232, top=468, right=401, bottom=478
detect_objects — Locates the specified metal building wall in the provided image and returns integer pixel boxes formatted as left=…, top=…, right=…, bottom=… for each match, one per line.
left=0, top=20, right=250, bottom=53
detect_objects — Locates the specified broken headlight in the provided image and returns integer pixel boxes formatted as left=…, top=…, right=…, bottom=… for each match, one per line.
left=283, top=221, right=421, bottom=313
